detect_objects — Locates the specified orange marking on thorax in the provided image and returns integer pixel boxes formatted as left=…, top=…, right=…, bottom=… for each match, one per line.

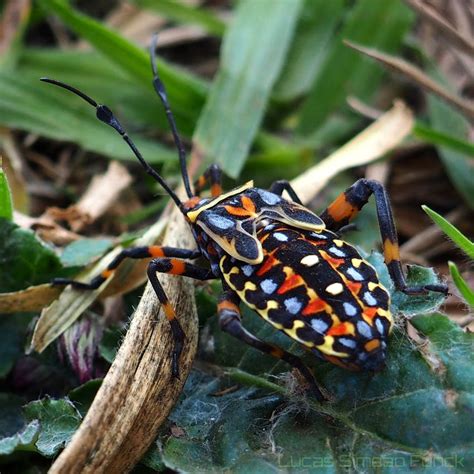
left=149, top=246, right=164, bottom=258
left=302, top=298, right=326, bottom=316
left=241, top=195, right=256, bottom=213
left=101, top=269, right=113, bottom=278
left=327, top=193, right=358, bottom=222
left=383, top=238, right=400, bottom=264
left=256, top=255, right=277, bottom=276
left=277, top=273, right=305, bottom=294
left=225, top=205, right=252, bottom=217
left=327, top=322, right=351, bottom=336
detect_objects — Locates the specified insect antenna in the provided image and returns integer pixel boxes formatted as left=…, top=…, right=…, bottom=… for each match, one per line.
left=40, top=77, right=186, bottom=213
left=149, top=34, right=193, bottom=199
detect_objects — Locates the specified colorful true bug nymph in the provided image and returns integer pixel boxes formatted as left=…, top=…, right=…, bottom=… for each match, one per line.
left=43, top=37, right=447, bottom=401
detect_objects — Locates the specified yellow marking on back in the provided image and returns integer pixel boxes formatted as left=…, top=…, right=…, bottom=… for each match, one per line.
left=351, top=258, right=363, bottom=268
left=333, top=239, right=344, bottom=247
left=316, top=336, right=348, bottom=357
left=187, top=181, right=254, bottom=222
left=283, top=320, right=313, bottom=347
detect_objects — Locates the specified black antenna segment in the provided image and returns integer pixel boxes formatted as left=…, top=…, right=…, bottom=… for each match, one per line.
left=149, top=34, right=193, bottom=199
left=40, top=77, right=186, bottom=213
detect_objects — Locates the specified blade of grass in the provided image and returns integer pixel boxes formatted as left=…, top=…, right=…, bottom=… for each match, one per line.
left=0, top=159, right=13, bottom=220
left=297, top=0, right=414, bottom=136
left=345, top=40, right=474, bottom=120
left=38, top=0, right=207, bottom=129
left=0, top=72, right=174, bottom=162
left=414, top=123, right=474, bottom=157
left=131, top=0, right=226, bottom=37
left=425, top=64, right=474, bottom=209
left=449, top=262, right=474, bottom=307
left=422, top=205, right=474, bottom=259
left=194, top=0, right=303, bottom=178
left=273, top=0, right=344, bottom=101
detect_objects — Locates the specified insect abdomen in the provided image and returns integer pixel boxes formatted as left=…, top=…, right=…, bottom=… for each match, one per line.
left=220, top=225, right=393, bottom=370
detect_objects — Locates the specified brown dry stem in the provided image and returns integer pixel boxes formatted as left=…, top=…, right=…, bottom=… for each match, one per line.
left=48, top=206, right=198, bottom=474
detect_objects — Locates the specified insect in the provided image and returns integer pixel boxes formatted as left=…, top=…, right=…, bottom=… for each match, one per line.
left=43, top=37, right=447, bottom=401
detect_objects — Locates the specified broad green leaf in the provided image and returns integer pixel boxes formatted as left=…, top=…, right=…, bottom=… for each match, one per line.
left=0, top=72, right=174, bottom=162
left=422, top=205, right=474, bottom=259
left=0, top=393, right=38, bottom=455
left=132, top=0, right=226, bottom=37
left=0, top=160, right=13, bottom=220
left=38, top=0, right=207, bottom=129
left=273, top=0, right=344, bottom=101
left=60, top=238, right=114, bottom=268
left=148, top=309, right=474, bottom=474
left=449, top=262, right=474, bottom=307
left=297, top=0, right=414, bottom=136
left=24, top=397, right=81, bottom=457
left=0, top=219, right=64, bottom=293
left=194, top=0, right=303, bottom=178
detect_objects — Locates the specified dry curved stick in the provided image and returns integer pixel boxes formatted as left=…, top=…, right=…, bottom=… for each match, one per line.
left=48, top=207, right=198, bottom=474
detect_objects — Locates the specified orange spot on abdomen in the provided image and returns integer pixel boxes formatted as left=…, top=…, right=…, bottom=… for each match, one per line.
left=257, top=255, right=277, bottom=276
left=277, top=274, right=304, bottom=294
left=327, top=322, right=351, bottom=336
left=302, top=298, right=326, bottom=316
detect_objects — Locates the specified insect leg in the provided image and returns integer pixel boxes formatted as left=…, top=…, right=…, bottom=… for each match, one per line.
left=148, top=258, right=215, bottom=377
left=193, top=164, right=223, bottom=197
left=321, top=179, right=448, bottom=295
left=268, top=180, right=303, bottom=204
left=52, top=246, right=201, bottom=290
left=218, top=290, right=326, bottom=401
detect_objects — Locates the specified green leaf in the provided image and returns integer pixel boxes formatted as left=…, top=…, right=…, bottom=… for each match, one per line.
left=132, top=0, right=226, bottom=37
left=0, top=72, right=174, bottom=162
left=37, top=0, right=207, bottom=129
left=69, top=379, right=102, bottom=417
left=422, top=205, right=474, bottom=259
left=297, top=0, right=414, bottom=136
left=0, top=219, right=64, bottom=293
left=23, top=397, right=81, bottom=457
left=60, top=239, right=114, bottom=268
left=414, top=122, right=474, bottom=157
left=0, top=393, right=39, bottom=455
left=0, top=159, right=13, bottom=220
left=148, top=310, right=474, bottom=474
left=194, top=0, right=303, bottom=178
left=0, top=314, right=32, bottom=377
left=273, top=0, right=344, bottom=101
left=449, top=262, right=474, bottom=307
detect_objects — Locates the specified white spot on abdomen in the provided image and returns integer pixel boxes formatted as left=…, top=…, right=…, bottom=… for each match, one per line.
left=329, top=247, right=345, bottom=257
left=357, top=321, right=372, bottom=338
left=311, top=318, right=328, bottom=333
left=325, top=282, right=344, bottom=295
left=301, top=255, right=319, bottom=266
